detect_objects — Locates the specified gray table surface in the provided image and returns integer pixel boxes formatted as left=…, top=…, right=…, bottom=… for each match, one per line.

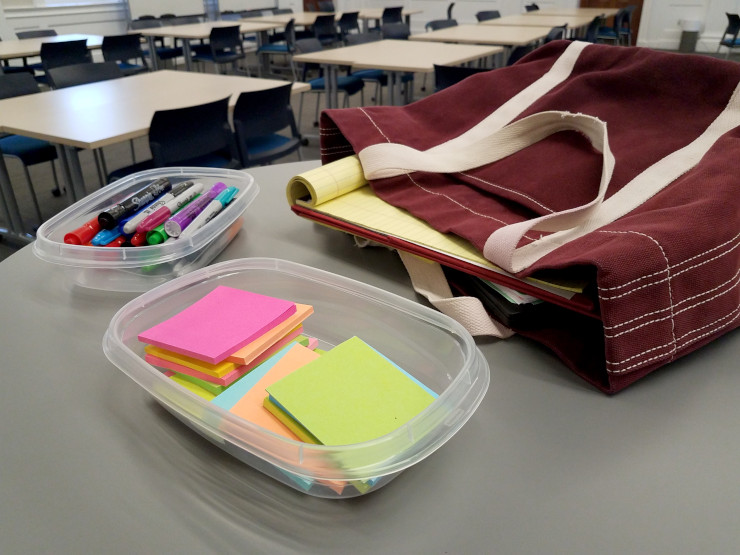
left=2, top=161, right=739, bottom=554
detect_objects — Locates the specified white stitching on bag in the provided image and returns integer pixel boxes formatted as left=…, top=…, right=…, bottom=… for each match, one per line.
left=459, top=172, right=557, bottom=214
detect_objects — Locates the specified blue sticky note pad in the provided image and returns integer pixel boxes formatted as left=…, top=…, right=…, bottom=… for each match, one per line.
left=211, top=342, right=296, bottom=410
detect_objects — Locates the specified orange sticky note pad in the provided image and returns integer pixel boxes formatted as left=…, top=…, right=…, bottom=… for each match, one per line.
left=227, top=303, right=314, bottom=364
left=228, top=343, right=320, bottom=440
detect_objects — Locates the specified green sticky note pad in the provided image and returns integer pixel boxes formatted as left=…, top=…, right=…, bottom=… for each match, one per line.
left=266, top=336, right=435, bottom=445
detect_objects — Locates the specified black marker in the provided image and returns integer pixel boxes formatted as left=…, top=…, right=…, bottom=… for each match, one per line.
left=98, top=178, right=172, bottom=230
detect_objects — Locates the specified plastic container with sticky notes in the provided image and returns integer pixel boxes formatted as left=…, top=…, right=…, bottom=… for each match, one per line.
left=33, top=167, right=258, bottom=292
left=102, top=258, right=490, bottom=498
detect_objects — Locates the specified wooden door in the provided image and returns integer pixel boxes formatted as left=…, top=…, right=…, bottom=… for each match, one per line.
left=580, top=0, right=642, bottom=46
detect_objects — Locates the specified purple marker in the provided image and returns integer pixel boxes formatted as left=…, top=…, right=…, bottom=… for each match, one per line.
left=163, top=182, right=227, bottom=237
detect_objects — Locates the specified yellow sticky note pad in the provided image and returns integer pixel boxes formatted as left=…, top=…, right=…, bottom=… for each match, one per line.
left=145, top=344, right=240, bottom=378
left=266, top=337, right=435, bottom=445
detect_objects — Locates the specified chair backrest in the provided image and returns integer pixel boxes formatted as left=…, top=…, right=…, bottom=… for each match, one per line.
left=544, top=25, right=567, bottom=43
left=47, top=61, right=123, bottom=89
left=16, top=29, right=57, bottom=39
left=0, top=71, right=41, bottom=100
left=130, top=19, right=163, bottom=30
left=345, top=32, right=381, bottom=46
left=507, top=44, right=536, bottom=65
left=208, top=25, right=242, bottom=52
left=148, top=96, right=237, bottom=167
left=232, top=83, right=298, bottom=160
left=294, top=37, right=323, bottom=55
left=284, top=19, right=297, bottom=50
left=382, top=7, right=404, bottom=24
left=382, top=22, right=410, bottom=40
left=338, top=12, right=360, bottom=37
left=426, top=19, right=458, bottom=31
left=102, top=34, right=146, bottom=64
left=476, top=10, right=501, bottom=22
left=137, top=15, right=156, bottom=20
left=583, top=15, right=604, bottom=42
left=447, top=2, right=455, bottom=20
left=273, top=8, right=293, bottom=15
left=721, top=13, right=740, bottom=42
left=160, top=13, right=176, bottom=19
left=317, top=1, right=335, bottom=12
left=313, top=14, right=338, bottom=40
left=40, top=39, right=91, bottom=71
left=525, top=3, right=540, bottom=11
left=434, top=64, right=488, bottom=91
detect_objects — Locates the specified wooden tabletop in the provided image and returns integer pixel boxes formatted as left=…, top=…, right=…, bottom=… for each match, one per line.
left=242, top=12, right=333, bottom=27
left=135, top=20, right=280, bottom=39
left=480, top=14, right=596, bottom=29
left=292, top=39, right=501, bottom=74
left=0, top=71, right=309, bottom=150
left=528, top=7, right=619, bottom=18
left=0, top=34, right=103, bottom=61
left=410, top=24, right=550, bottom=47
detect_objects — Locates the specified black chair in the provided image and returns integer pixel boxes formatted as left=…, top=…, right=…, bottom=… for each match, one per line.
left=619, top=5, right=637, bottom=46
left=544, top=25, right=568, bottom=43
left=579, top=15, right=606, bottom=43
left=294, top=38, right=365, bottom=129
left=129, top=19, right=183, bottom=68
left=382, top=7, right=404, bottom=24
left=426, top=19, right=458, bottom=31
left=317, top=1, right=335, bottom=11
left=507, top=44, right=536, bottom=65
left=46, top=61, right=123, bottom=89
left=258, top=19, right=298, bottom=79
left=0, top=72, right=60, bottom=222
left=447, top=3, right=455, bottom=20
left=192, top=25, right=247, bottom=75
left=525, top=3, right=540, bottom=11
left=232, top=83, right=302, bottom=167
left=381, top=22, right=411, bottom=40
left=137, top=15, right=156, bottom=20
left=718, top=13, right=740, bottom=58
left=38, top=39, right=92, bottom=86
left=312, top=14, right=339, bottom=46
left=476, top=11, right=501, bottom=22
left=102, top=34, right=148, bottom=75
left=337, top=12, right=360, bottom=43
left=15, top=29, right=57, bottom=75
left=107, top=97, right=241, bottom=182
left=434, top=64, right=489, bottom=92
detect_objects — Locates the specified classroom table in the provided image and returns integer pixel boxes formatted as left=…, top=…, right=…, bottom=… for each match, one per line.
left=357, top=8, right=423, bottom=32
left=242, top=12, right=334, bottom=27
left=292, top=39, right=501, bottom=108
left=0, top=71, right=309, bottom=207
left=0, top=33, right=103, bottom=64
left=135, top=21, right=281, bottom=71
left=528, top=6, right=620, bottom=18
left=481, top=13, right=596, bottom=38
left=1, top=159, right=739, bottom=554
left=410, top=24, right=550, bottom=65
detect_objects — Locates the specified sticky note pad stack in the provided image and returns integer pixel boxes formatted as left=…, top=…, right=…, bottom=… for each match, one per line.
left=138, top=286, right=314, bottom=400
left=265, top=336, right=437, bottom=445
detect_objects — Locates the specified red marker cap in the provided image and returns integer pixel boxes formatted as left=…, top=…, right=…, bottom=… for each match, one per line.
left=64, top=217, right=101, bottom=245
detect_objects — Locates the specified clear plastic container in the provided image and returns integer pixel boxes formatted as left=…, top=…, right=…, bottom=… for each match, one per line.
left=33, top=167, right=258, bottom=292
left=103, top=258, right=490, bottom=498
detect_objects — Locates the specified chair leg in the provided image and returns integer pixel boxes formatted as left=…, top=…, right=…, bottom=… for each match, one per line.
left=19, top=164, right=43, bottom=225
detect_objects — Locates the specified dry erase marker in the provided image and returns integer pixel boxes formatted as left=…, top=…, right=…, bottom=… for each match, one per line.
left=164, top=182, right=227, bottom=237
left=122, top=180, right=195, bottom=234
left=103, top=236, right=127, bottom=248
left=64, top=216, right=101, bottom=245
left=98, top=177, right=171, bottom=230
left=136, top=183, right=204, bottom=233
left=175, top=187, right=239, bottom=240
left=91, top=228, right=122, bottom=246
left=146, top=224, right=169, bottom=245
left=129, top=232, right=147, bottom=247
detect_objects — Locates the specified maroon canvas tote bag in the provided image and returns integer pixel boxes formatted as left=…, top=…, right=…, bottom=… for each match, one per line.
left=317, top=40, right=740, bottom=393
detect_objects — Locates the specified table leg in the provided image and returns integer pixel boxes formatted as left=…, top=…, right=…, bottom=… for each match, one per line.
left=257, top=30, right=269, bottom=77
left=56, top=145, right=87, bottom=204
left=147, top=36, right=159, bottom=71
left=388, top=71, right=405, bottom=106
left=183, top=40, right=193, bottom=72
left=323, top=64, right=339, bottom=109
left=0, top=150, right=34, bottom=245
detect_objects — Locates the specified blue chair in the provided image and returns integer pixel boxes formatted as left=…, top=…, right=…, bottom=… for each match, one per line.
left=545, top=25, right=568, bottom=43
left=337, top=12, right=360, bottom=43
left=107, top=97, right=241, bottom=182
left=129, top=19, right=183, bottom=68
left=312, top=14, right=339, bottom=46
left=434, top=64, right=489, bottom=92
left=578, top=15, right=606, bottom=43
left=232, top=83, right=302, bottom=167
left=102, top=33, right=149, bottom=75
left=294, top=38, right=364, bottom=129
left=619, top=5, right=637, bottom=46
left=0, top=72, right=60, bottom=223
left=596, top=9, right=627, bottom=45
left=258, top=19, right=298, bottom=79
left=425, top=19, right=458, bottom=31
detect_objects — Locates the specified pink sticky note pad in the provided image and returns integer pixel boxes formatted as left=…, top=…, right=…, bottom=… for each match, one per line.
left=138, top=286, right=297, bottom=364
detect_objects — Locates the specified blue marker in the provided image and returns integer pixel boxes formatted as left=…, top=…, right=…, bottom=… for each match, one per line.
left=91, top=228, right=122, bottom=246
